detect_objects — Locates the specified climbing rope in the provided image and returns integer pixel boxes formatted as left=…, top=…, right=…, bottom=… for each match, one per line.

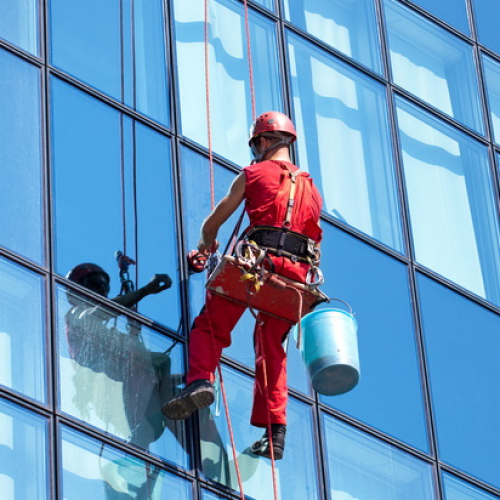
left=203, top=0, right=245, bottom=497
left=201, top=1, right=284, bottom=498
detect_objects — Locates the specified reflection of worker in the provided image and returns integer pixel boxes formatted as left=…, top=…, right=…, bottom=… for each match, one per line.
left=163, top=112, right=323, bottom=460
left=65, top=263, right=173, bottom=448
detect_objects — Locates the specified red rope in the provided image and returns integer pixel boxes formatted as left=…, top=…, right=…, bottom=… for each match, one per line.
left=255, top=318, right=279, bottom=500
left=243, top=0, right=256, bottom=120
left=204, top=0, right=215, bottom=210
left=205, top=293, right=245, bottom=499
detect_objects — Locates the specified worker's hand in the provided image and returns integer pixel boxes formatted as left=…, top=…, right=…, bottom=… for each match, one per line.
left=145, top=274, right=172, bottom=294
left=197, top=239, right=219, bottom=255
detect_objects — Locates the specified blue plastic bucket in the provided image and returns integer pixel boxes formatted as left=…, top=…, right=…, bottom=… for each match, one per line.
left=297, top=305, right=360, bottom=396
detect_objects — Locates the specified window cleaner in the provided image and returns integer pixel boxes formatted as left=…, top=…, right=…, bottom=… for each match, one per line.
left=162, top=111, right=324, bottom=462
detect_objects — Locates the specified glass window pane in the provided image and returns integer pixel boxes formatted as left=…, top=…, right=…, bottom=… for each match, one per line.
left=482, top=54, right=500, bottom=145
left=283, top=0, right=382, bottom=73
left=0, top=0, right=39, bottom=55
left=407, top=0, right=469, bottom=35
left=417, top=273, right=500, bottom=489
left=0, top=398, right=48, bottom=500
left=174, top=0, right=282, bottom=166
left=318, top=223, right=429, bottom=452
left=473, top=0, right=500, bottom=55
left=287, top=32, right=404, bottom=253
left=0, top=257, right=46, bottom=402
left=384, top=0, right=483, bottom=134
left=395, top=97, right=500, bottom=305
left=51, top=78, right=180, bottom=329
left=199, top=366, right=320, bottom=499
left=57, top=285, right=189, bottom=469
left=61, top=425, right=191, bottom=499
left=443, top=472, right=499, bottom=500
left=49, top=0, right=170, bottom=125
left=0, top=48, right=43, bottom=264
left=323, top=414, right=436, bottom=500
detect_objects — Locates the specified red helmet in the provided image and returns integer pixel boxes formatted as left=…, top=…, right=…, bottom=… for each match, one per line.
left=66, top=263, right=110, bottom=284
left=249, top=111, right=297, bottom=145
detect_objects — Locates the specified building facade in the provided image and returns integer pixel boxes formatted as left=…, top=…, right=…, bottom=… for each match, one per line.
left=1, top=0, right=500, bottom=498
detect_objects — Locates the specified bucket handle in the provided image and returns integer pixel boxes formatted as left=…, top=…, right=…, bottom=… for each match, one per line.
left=326, top=297, right=354, bottom=315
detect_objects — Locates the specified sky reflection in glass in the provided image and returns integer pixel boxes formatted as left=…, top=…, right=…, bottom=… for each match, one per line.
left=396, top=96, right=500, bottom=306
left=174, top=0, right=282, bottom=167
left=288, top=32, right=403, bottom=253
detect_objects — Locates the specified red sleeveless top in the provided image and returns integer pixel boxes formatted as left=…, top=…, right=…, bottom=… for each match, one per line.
left=243, top=160, right=323, bottom=242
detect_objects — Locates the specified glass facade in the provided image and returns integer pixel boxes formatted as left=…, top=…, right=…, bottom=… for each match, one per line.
left=1, top=0, right=500, bottom=499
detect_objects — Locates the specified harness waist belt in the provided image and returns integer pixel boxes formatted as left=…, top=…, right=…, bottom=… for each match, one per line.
left=246, top=226, right=315, bottom=261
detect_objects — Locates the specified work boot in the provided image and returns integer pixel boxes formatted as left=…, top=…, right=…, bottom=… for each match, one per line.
left=162, top=379, right=215, bottom=420
left=250, top=424, right=286, bottom=460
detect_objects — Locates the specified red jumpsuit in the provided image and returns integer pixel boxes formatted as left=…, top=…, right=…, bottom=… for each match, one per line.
left=187, top=159, right=323, bottom=427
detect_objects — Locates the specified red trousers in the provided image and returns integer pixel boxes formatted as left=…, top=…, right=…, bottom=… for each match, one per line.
left=187, top=255, right=309, bottom=427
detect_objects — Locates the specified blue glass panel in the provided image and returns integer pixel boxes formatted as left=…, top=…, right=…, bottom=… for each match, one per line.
left=473, top=0, right=500, bottom=55
left=323, top=415, right=435, bottom=500
left=319, top=224, right=428, bottom=452
left=51, top=78, right=180, bottom=328
left=395, top=97, right=500, bottom=306
left=0, top=0, right=39, bottom=55
left=407, top=0, right=469, bottom=35
left=200, top=366, right=319, bottom=499
left=417, top=273, right=500, bottom=489
left=52, top=77, right=122, bottom=292
left=174, top=0, right=282, bottom=166
left=0, top=398, right=48, bottom=499
left=61, top=426, right=191, bottom=499
left=0, top=48, right=43, bottom=264
left=482, top=54, right=500, bottom=145
left=50, top=0, right=121, bottom=98
left=283, top=0, right=382, bottom=73
left=0, top=257, right=46, bottom=402
left=57, top=285, right=189, bottom=469
left=384, top=0, right=483, bottom=134
left=134, top=124, right=180, bottom=328
left=443, top=472, right=499, bottom=500
left=287, top=32, right=404, bottom=252
left=49, top=0, right=169, bottom=125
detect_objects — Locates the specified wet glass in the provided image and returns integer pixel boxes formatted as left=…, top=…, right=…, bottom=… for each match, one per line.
left=199, top=366, right=319, bottom=499
left=396, top=96, right=500, bottom=306
left=50, top=0, right=170, bottom=125
left=0, top=48, right=43, bottom=264
left=57, top=285, right=188, bottom=469
left=384, top=0, right=483, bottom=134
left=0, top=398, right=48, bottom=500
left=323, top=414, right=435, bottom=500
left=283, top=0, right=382, bottom=73
left=173, top=0, right=282, bottom=167
left=417, top=273, right=500, bottom=489
left=51, top=78, right=180, bottom=329
left=482, top=54, right=500, bottom=145
left=443, top=472, right=499, bottom=500
left=407, top=0, right=470, bottom=35
left=0, top=0, right=39, bottom=55
left=319, top=223, right=429, bottom=452
left=60, top=425, right=191, bottom=499
left=0, top=257, right=46, bottom=403
left=473, top=0, right=500, bottom=55
left=287, top=32, right=404, bottom=253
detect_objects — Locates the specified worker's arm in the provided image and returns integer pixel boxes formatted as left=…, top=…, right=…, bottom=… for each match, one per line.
left=112, top=274, right=172, bottom=308
left=198, top=172, right=245, bottom=253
